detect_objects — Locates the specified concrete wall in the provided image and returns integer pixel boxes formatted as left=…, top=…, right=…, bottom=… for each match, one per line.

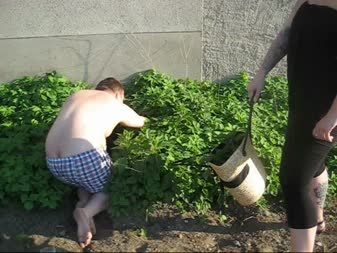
left=0, top=0, right=202, bottom=85
left=0, top=0, right=296, bottom=85
left=202, top=0, right=295, bottom=82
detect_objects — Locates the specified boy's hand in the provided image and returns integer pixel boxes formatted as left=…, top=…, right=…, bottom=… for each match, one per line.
left=140, top=116, right=149, bottom=127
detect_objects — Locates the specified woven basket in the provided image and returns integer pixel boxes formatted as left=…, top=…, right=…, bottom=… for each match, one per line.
left=209, top=136, right=266, bottom=206
left=209, top=98, right=266, bottom=206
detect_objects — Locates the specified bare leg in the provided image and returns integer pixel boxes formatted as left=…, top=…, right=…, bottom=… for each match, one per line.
left=75, top=188, right=96, bottom=235
left=73, top=192, right=109, bottom=248
left=312, top=168, right=329, bottom=233
left=73, top=208, right=93, bottom=248
left=82, top=192, right=109, bottom=218
left=290, top=227, right=317, bottom=252
left=76, top=188, right=91, bottom=207
left=289, top=169, right=328, bottom=252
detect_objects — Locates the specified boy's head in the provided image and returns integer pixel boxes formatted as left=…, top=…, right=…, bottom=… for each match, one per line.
left=96, top=77, right=125, bottom=102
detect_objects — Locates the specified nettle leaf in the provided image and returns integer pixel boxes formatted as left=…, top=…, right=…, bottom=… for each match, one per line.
left=106, top=71, right=257, bottom=215
left=108, top=69, right=337, bottom=217
left=0, top=72, right=88, bottom=209
left=3, top=70, right=337, bottom=216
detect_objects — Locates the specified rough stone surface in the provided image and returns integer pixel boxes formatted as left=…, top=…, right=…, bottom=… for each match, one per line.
left=0, top=0, right=298, bottom=84
left=202, top=0, right=295, bottom=82
left=0, top=0, right=202, bottom=38
left=0, top=32, right=201, bottom=85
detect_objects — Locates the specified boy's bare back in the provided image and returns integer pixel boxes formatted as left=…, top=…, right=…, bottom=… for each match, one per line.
left=46, top=89, right=145, bottom=158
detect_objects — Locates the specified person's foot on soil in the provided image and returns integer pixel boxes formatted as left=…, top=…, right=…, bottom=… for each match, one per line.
left=73, top=208, right=93, bottom=248
left=317, top=220, right=326, bottom=235
left=76, top=201, right=96, bottom=235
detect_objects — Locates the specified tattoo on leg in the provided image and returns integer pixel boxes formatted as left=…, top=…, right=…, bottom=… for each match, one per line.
left=314, top=182, right=328, bottom=209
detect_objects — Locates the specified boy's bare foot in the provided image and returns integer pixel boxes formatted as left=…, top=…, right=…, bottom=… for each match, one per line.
left=76, top=201, right=96, bottom=235
left=73, top=208, right=93, bottom=248
left=89, top=218, right=96, bottom=235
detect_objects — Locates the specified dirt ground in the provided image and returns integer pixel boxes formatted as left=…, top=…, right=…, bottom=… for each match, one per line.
left=0, top=197, right=336, bottom=252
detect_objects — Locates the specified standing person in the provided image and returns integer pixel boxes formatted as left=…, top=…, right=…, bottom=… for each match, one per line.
left=45, top=77, right=147, bottom=248
left=248, top=0, right=337, bottom=251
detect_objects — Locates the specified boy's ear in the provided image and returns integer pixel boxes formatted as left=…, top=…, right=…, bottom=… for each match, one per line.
left=115, top=92, right=124, bottom=102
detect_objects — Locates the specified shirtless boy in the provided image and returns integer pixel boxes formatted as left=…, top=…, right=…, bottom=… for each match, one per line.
left=45, top=77, right=146, bottom=248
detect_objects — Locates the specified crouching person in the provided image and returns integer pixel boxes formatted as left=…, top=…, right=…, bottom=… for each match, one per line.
left=45, top=77, right=146, bottom=248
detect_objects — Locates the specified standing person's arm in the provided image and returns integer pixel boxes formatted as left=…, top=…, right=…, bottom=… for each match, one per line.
left=313, top=97, right=337, bottom=142
left=248, top=0, right=307, bottom=102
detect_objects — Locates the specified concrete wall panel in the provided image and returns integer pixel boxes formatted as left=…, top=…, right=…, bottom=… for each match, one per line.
left=0, top=32, right=201, bottom=85
left=202, top=0, right=295, bottom=82
left=0, top=0, right=296, bottom=84
left=0, top=0, right=202, bottom=38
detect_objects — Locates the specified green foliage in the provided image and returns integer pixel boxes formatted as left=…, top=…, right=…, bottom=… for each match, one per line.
left=107, top=70, right=267, bottom=216
left=0, top=72, right=89, bottom=209
left=108, top=69, right=337, bottom=216
left=251, top=76, right=289, bottom=196
left=326, top=155, right=337, bottom=196
left=108, top=70, right=247, bottom=216
left=135, top=228, right=149, bottom=239
left=2, top=69, right=337, bottom=215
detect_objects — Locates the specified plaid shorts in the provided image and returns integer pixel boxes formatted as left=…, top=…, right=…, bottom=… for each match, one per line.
left=46, top=149, right=112, bottom=193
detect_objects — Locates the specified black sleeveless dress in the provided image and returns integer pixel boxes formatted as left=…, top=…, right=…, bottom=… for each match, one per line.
left=280, top=2, right=337, bottom=229
left=287, top=2, right=337, bottom=118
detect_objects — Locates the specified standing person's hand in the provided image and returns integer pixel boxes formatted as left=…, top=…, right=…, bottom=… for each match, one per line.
left=247, top=70, right=266, bottom=103
left=313, top=113, right=337, bottom=142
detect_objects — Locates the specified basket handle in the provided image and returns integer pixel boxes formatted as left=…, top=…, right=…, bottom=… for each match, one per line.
left=242, top=92, right=256, bottom=156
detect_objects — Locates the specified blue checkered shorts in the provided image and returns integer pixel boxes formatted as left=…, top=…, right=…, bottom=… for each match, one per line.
left=46, top=149, right=112, bottom=193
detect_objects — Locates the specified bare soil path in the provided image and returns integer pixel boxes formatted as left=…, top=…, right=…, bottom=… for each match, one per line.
left=0, top=199, right=336, bottom=252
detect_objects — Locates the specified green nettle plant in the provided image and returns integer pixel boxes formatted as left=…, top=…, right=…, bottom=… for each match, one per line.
left=0, top=72, right=89, bottom=210
left=108, top=71, right=254, bottom=216
left=107, top=69, right=337, bottom=216
left=1, top=70, right=336, bottom=214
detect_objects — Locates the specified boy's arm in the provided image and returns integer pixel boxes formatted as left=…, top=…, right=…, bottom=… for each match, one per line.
left=119, top=103, right=147, bottom=128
